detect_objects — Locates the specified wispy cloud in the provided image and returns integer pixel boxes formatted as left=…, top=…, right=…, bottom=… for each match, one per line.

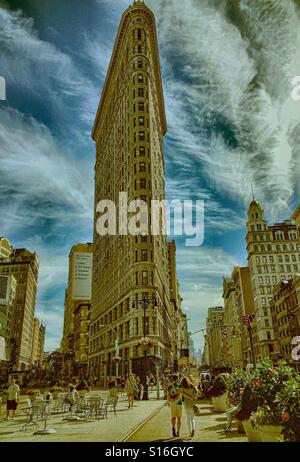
left=0, top=5, right=99, bottom=129
left=149, top=0, right=300, bottom=218
left=0, top=107, right=93, bottom=238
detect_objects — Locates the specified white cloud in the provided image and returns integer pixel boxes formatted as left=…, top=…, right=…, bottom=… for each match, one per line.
left=176, top=246, right=240, bottom=350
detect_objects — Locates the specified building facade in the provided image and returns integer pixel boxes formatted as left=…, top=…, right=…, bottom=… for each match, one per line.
left=167, top=240, right=187, bottom=371
left=61, top=243, right=93, bottom=377
left=0, top=245, right=39, bottom=371
left=205, top=306, right=225, bottom=369
left=89, top=0, right=173, bottom=382
left=270, top=278, right=300, bottom=365
left=73, top=302, right=90, bottom=377
left=222, top=277, right=243, bottom=368
left=31, top=318, right=40, bottom=365
left=246, top=199, right=300, bottom=361
left=0, top=274, right=16, bottom=348
left=0, top=237, right=13, bottom=259
left=292, top=204, right=300, bottom=235
left=37, top=322, right=46, bottom=369
left=231, top=266, right=255, bottom=366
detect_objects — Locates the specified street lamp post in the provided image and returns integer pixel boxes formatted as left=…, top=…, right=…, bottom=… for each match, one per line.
left=132, top=297, right=158, bottom=400
left=99, top=325, right=119, bottom=387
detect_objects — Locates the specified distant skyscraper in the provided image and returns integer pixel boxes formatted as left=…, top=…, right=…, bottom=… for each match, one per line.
left=37, top=322, right=46, bottom=368
left=89, top=0, right=173, bottom=380
left=195, top=349, right=202, bottom=366
left=61, top=243, right=93, bottom=376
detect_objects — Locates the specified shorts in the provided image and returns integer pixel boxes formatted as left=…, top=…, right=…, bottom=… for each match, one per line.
left=7, top=400, right=17, bottom=411
left=170, top=402, right=183, bottom=418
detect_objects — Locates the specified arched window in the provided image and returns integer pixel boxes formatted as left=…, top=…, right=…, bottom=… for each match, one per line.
left=138, top=74, right=143, bottom=83
left=138, top=61, right=143, bottom=69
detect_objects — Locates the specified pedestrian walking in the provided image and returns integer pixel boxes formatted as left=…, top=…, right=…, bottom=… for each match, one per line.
left=64, top=385, right=79, bottom=412
left=149, top=374, right=155, bottom=392
left=120, top=377, right=126, bottom=396
left=181, top=377, right=197, bottom=438
left=107, top=380, right=119, bottom=410
left=167, top=374, right=183, bottom=438
left=126, top=374, right=135, bottom=409
left=6, top=379, right=20, bottom=420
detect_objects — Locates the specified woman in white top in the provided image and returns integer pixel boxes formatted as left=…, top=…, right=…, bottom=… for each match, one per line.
left=180, top=377, right=197, bottom=438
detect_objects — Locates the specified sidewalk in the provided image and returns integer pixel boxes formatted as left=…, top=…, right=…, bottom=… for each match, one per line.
left=127, top=400, right=248, bottom=443
left=0, top=390, right=164, bottom=442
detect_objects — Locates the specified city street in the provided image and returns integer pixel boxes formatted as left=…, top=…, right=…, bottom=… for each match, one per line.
left=0, top=391, right=247, bottom=443
left=127, top=400, right=247, bottom=443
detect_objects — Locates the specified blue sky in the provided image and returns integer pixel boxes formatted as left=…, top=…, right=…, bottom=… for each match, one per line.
left=0, top=0, right=300, bottom=352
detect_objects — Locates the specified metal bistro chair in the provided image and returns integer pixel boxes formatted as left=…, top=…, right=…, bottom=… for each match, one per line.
left=107, top=397, right=118, bottom=418
left=50, top=395, right=69, bottom=418
left=97, top=399, right=109, bottom=420
left=82, top=396, right=102, bottom=421
left=74, top=397, right=90, bottom=420
left=22, top=400, right=47, bottom=431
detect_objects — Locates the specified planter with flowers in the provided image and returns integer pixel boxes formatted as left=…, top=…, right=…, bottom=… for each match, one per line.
left=208, top=375, right=228, bottom=412
left=274, top=376, right=300, bottom=442
left=138, top=337, right=156, bottom=350
left=226, top=369, right=247, bottom=433
left=250, top=360, right=294, bottom=442
left=253, top=406, right=284, bottom=442
left=235, top=383, right=262, bottom=442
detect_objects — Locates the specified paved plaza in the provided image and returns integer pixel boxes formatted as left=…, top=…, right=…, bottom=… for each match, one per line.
left=127, top=400, right=247, bottom=443
left=0, top=390, right=247, bottom=443
left=0, top=390, right=163, bottom=442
